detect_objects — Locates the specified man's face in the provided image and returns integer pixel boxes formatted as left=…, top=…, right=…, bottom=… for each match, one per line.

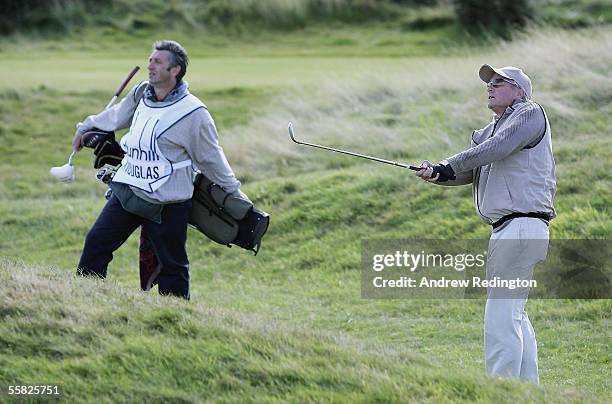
left=148, top=50, right=179, bottom=86
left=487, top=73, right=522, bottom=112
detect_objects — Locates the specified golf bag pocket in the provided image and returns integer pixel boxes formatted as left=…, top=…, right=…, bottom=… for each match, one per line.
left=82, top=128, right=115, bottom=148
left=234, top=207, right=270, bottom=253
left=80, top=128, right=124, bottom=169
left=208, top=183, right=253, bottom=220
left=109, top=182, right=163, bottom=224
left=93, top=139, right=125, bottom=169
left=189, top=173, right=270, bottom=255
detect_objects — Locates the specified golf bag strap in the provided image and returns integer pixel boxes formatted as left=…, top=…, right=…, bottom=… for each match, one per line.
left=221, top=193, right=232, bottom=209
left=171, top=159, right=192, bottom=170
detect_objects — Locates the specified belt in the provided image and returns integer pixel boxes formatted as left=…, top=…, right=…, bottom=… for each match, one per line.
left=491, top=212, right=550, bottom=229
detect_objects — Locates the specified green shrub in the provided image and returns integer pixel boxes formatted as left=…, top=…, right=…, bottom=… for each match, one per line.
left=453, top=0, right=532, bottom=38
left=201, top=0, right=402, bottom=30
left=400, top=5, right=455, bottom=31
left=0, top=0, right=112, bottom=34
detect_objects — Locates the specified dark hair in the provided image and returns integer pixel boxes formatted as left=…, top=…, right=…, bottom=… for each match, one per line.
left=153, top=40, right=189, bottom=82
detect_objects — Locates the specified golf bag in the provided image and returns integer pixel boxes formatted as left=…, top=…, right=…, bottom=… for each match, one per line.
left=81, top=128, right=124, bottom=183
left=138, top=175, right=270, bottom=292
left=189, top=173, right=270, bottom=255
left=83, top=130, right=269, bottom=290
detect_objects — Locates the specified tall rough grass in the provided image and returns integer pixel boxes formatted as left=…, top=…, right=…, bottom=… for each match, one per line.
left=2, top=0, right=609, bottom=35
left=219, top=26, right=612, bottom=179
left=203, top=0, right=410, bottom=30
left=3, top=259, right=586, bottom=402
left=0, top=0, right=426, bottom=34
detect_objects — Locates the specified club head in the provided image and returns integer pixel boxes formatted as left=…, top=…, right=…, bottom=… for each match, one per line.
left=287, top=122, right=300, bottom=144
left=50, top=164, right=75, bottom=183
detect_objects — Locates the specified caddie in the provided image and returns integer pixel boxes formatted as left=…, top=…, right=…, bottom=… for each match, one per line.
left=73, top=40, right=241, bottom=300
left=415, top=65, right=556, bottom=384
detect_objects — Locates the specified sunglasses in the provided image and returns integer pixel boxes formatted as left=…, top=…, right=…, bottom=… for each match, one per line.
left=487, top=77, right=518, bottom=88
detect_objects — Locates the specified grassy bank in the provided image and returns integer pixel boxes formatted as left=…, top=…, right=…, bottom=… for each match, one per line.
left=1, top=261, right=606, bottom=402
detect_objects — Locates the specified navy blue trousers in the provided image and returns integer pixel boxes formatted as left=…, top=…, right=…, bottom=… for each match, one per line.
left=77, top=194, right=192, bottom=300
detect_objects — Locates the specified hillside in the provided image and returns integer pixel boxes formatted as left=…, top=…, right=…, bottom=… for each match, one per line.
left=1, top=260, right=605, bottom=402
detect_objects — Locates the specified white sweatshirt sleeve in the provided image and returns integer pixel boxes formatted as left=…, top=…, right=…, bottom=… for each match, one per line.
left=76, top=82, right=147, bottom=135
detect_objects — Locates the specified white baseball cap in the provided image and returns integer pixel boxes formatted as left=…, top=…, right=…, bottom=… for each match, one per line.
left=479, top=64, right=532, bottom=99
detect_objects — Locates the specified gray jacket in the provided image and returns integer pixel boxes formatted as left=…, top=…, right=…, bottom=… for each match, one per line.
left=77, top=81, right=241, bottom=203
left=443, top=99, right=556, bottom=224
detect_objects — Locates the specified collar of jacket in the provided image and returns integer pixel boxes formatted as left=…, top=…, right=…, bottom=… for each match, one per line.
left=144, top=80, right=189, bottom=103
left=493, top=98, right=529, bottom=122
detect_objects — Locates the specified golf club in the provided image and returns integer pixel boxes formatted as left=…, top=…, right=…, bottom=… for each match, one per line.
left=287, top=122, right=422, bottom=171
left=49, top=151, right=76, bottom=183
left=50, top=65, right=140, bottom=183
left=103, top=65, right=141, bottom=110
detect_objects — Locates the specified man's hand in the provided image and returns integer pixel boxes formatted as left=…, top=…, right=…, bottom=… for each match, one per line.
left=72, top=121, right=92, bottom=152
left=72, top=130, right=83, bottom=151
left=415, top=160, right=435, bottom=182
left=415, top=160, right=456, bottom=182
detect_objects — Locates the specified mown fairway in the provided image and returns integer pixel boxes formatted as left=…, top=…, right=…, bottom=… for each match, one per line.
left=1, top=22, right=611, bottom=403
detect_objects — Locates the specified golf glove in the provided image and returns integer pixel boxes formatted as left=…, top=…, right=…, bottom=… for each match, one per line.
left=430, top=162, right=456, bottom=182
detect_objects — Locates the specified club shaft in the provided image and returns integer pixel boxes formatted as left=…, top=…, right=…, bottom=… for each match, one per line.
left=115, top=66, right=140, bottom=97
left=298, top=140, right=409, bottom=168
left=101, top=66, right=140, bottom=112
left=104, top=95, right=117, bottom=110
left=288, top=123, right=420, bottom=170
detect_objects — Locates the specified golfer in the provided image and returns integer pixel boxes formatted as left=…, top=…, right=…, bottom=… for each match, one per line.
left=73, top=40, right=241, bottom=300
left=415, top=65, right=556, bottom=384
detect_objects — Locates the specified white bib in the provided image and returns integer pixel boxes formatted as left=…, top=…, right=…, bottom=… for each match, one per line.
left=112, top=93, right=205, bottom=193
